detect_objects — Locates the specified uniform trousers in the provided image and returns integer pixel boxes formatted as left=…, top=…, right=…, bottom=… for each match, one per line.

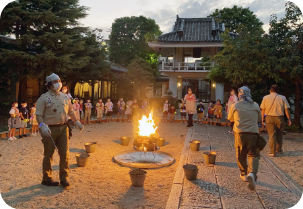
left=41, top=125, right=69, bottom=182
left=266, top=116, right=284, bottom=154
left=234, top=132, right=260, bottom=178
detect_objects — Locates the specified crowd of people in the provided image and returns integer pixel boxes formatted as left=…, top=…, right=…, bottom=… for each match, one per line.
left=4, top=72, right=293, bottom=191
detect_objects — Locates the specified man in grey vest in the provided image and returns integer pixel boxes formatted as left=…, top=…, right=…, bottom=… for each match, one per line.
left=260, top=85, right=291, bottom=157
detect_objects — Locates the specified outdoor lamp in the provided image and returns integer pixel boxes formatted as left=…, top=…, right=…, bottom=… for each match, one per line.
left=178, top=82, right=181, bottom=87
left=212, top=83, right=216, bottom=88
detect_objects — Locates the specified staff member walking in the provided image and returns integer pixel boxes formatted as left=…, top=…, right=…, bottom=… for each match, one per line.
left=228, top=86, right=262, bottom=190
left=260, top=85, right=291, bottom=157
left=36, top=73, right=84, bottom=188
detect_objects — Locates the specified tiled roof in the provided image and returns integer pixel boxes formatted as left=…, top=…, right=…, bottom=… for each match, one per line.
left=158, top=15, right=237, bottom=42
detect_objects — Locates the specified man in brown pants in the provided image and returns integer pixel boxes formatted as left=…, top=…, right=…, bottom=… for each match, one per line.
left=260, top=85, right=291, bottom=157
left=36, top=73, right=84, bottom=188
left=228, top=86, right=262, bottom=190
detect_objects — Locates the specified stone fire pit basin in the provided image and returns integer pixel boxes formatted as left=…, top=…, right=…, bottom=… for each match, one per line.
left=113, top=150, right=175, bottom=169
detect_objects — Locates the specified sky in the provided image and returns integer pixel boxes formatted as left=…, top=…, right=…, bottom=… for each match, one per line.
left=77, top=0, right=296, bottom=39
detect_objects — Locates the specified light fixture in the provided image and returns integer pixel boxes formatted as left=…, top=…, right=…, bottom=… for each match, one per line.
left=178, top=82, right=181, bottom=87
left=212, top=83, right=215, bottom=88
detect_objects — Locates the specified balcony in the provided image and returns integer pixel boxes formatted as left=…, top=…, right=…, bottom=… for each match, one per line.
left=160, top=61, right=214, bottom=71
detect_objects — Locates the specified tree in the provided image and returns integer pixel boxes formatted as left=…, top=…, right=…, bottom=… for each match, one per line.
left=208, top=5, right=263, bottom=33
left=0, top=0, right=108, bottom=101
left=109, top=16, right=162, bottom=67
left=208, top=1, right=303, bottom=127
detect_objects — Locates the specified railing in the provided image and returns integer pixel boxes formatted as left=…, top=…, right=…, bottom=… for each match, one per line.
left=160, top=62, right=214, bottom=71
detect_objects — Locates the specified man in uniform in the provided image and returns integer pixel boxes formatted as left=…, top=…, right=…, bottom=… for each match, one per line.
left=260, top=84, right=291, bottom=157
left=228, top=86, right=262, bottom=190
left=36, top=73, right=84, bottom=188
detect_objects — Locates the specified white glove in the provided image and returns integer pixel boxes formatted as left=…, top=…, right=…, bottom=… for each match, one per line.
left=40, top=124, right=51, bottom=137
left=74, top=121, right=84, bottom=132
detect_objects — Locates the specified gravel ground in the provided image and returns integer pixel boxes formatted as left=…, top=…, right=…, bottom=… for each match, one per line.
left=261, top=132, right=303, bottom=190
left=0, top=121, right=187, bottom=209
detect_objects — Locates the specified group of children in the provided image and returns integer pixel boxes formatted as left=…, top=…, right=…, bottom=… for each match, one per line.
left=7, top=100, right=39, bottom=141
left=71, top=97, right=150, bottom=124
left=162, top=99, right=228, bottom=125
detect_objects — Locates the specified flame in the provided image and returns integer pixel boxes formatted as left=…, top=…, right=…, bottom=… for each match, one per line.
left=137, top=111, right=158, bottom=137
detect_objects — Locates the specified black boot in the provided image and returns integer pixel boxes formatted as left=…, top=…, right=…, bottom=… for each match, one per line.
left=60, top=180, right=70, bottom=188
left=41, top=179, right=59, bottom=186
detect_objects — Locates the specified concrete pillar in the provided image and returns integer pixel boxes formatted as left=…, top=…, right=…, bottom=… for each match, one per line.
left=177, top=77, right=183, bottom=99
left=215, top=83, right=224, bottom=103
left=169, top=76, right=178, bottom=97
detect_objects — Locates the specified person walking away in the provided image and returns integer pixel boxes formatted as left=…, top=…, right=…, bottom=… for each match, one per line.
left=95, top=98, right=104, bottom=123
left=84, top=99, right=92, bottom=124
left=30, top=101, right=39, bottom=136
left=197, top=100, right=205, bottom=124
left=207, top=101, right=215, bottom=125
left=79, top=99, right=84, bottom=124
left=214, top=99, right=223, bottom=126
left=105, top=98, right=113, bottom=123
left=227, top=89, right=238, bottom=133
left=169, top=105, right=176, bottom=122
left=125, top=99, right=133, bottom=122
left=117, top=97, right=125, bottom=122
left=36, top=73, right=83, bottom=188
left=19, top=100, right=29, bottom=138
left=163, top=99, right=170, bottom=122
left=8, top=101, right=22, bottom=140
left=228, top=86, right=262, bottom=190
left=184, top=88, right=196, bottom=127
left=72, top=98, right=80, bottom=121
left=180, top=102, right=187, bottom=123
left=260, top=85, right=291, bottom=157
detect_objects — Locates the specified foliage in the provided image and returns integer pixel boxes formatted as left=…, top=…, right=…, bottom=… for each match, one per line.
left=208, top=1, right=302, bottom=127
left=208, top=5, right=263, bottom=33
left=109, top=16, right=162, bottom=67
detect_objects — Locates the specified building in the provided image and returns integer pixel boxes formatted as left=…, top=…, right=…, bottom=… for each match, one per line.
left=148, top=15, right=237, bottom=102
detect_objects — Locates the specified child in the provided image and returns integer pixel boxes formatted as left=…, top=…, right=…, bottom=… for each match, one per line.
left=142, top=98, right=150, bottom=116
left=196, top=100, right=205, bottom=124
left=8, top=101, right=21, bottom=140
left=105, top=98, right=113, bottom=122
left=19, top=100, right=29, bottom=138
left=125, top=99, right=133, bottom=122
left=84, top=99, right=92, bottom=124
left=168, top=105, right=176, bottom=122
left=117, top=97, right=125, bottom=122
left=214, top=99, right=223, bottom=125
left=95, top=98, right=104, bottom=123
left=180, top=102, right=186, bottom=123
left=163, top=99, right=169, bottom=122
left=132, top=99, right=140, bottom=121
left=30, top=101, right=39, bottom=136
left=73, top=98, right=80, bottom=121
left=224, top=101, right=229, bottom=127
left=207, top=101, right=215, bottom=125
left=79, top=99, right=84, bottom=124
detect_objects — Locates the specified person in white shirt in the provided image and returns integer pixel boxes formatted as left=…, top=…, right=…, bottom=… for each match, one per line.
left=227, top=89, right=238, bottom=133
left=105, top=98, right=113, bottom=123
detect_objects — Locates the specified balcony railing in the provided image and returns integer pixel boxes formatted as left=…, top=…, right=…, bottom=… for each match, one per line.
left=160, top=62, right=214, bottom=71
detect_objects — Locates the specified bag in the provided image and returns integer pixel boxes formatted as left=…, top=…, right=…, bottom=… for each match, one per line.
left=11, top=116, right=23, bottom=129
left=256, top=134, right=267, bottom=150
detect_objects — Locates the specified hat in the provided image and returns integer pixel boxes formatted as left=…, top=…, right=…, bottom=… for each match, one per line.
left=45, top=73, right=60, bottom=84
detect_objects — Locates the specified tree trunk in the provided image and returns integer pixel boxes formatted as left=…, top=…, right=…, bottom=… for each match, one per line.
left=18, top=76, right=27, bottom=102
left=294, top=82, right=302, bottom=128
left=70, top=80, right=77, bottom=97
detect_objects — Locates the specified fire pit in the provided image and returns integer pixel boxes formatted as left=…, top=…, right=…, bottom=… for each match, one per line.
left=114, top=111, right=175, bottom=168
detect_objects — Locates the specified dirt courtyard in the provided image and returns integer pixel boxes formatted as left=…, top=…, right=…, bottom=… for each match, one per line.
left=0, top=122, right=187, bottom=209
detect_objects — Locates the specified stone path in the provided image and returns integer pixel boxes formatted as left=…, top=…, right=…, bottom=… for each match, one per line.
left=167, top=124, right=302, bottom=209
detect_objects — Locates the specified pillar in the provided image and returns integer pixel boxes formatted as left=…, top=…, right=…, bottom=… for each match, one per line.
left=215, top=83, right=224, bottom=103
left=169, top=76, right=178, bottom=97
left=211, top=81, right=216, bottom=101
left=177, top=77, right=182, bottom=100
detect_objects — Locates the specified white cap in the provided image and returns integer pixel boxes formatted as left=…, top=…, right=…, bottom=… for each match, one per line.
left=45, top=73, right=60, bottom=84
